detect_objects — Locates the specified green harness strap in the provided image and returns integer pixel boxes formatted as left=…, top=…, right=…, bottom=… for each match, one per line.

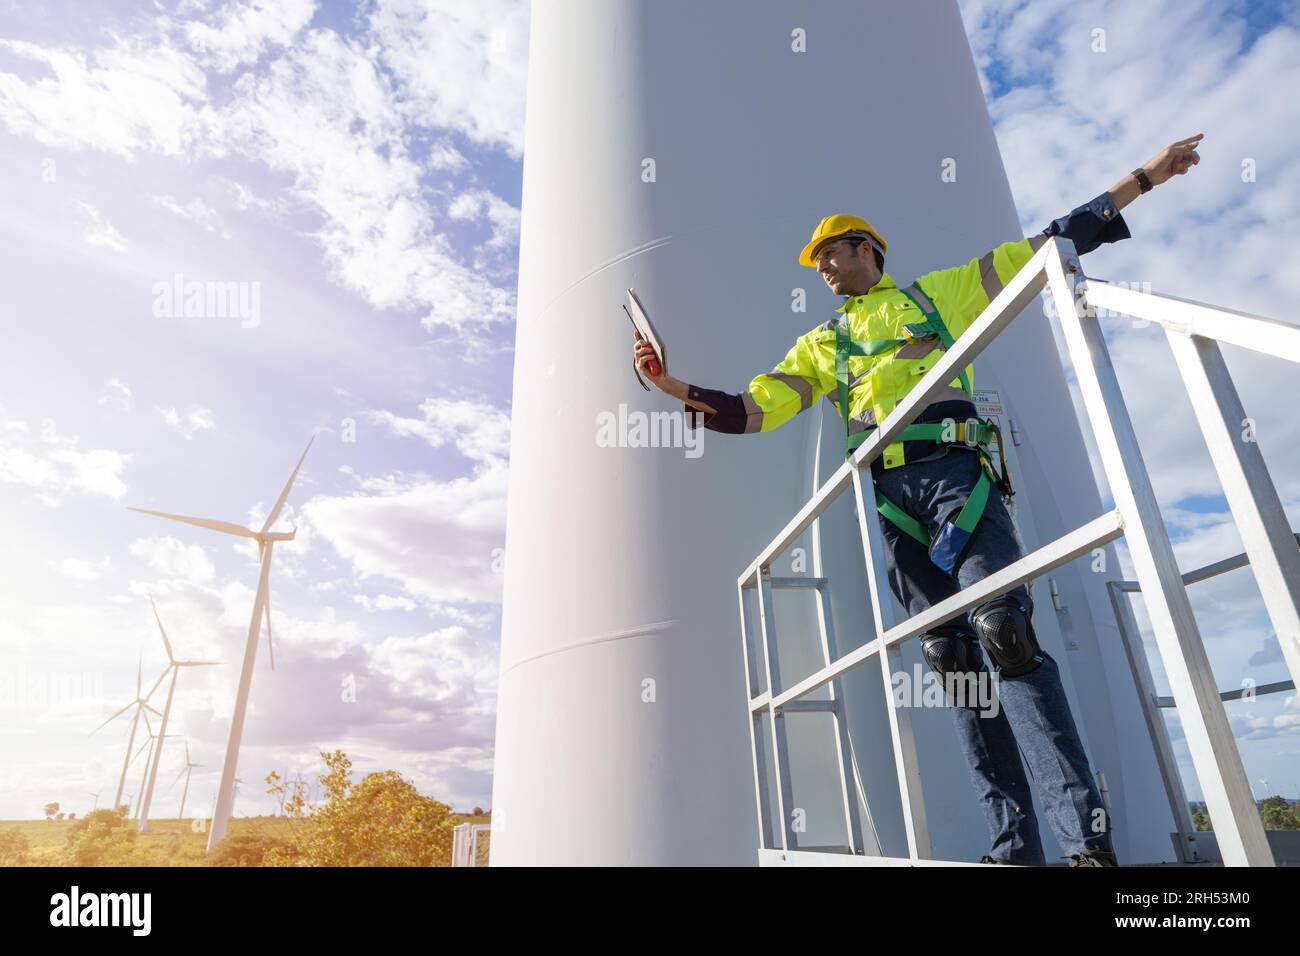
left=833, top=282, right=1011, bottom=573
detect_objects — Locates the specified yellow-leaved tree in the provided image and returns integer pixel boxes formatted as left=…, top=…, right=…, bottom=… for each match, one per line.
left=265, top=750, right=456, bottom=866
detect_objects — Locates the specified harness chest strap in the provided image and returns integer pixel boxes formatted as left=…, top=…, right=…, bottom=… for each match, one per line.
left=833, top=281, right=1010, bottom=575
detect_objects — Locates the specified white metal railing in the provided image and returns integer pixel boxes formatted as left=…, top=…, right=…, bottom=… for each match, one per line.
left=1108, top=534, right=1299, bottom=864
left=451, top=823, right=490, bottom=866
left=736, top=236, right=1300, bottom=867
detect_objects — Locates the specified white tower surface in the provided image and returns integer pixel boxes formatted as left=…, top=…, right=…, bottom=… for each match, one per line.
left=493, top=0, right=1174, bottom=865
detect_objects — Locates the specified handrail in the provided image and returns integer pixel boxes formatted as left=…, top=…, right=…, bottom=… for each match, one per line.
left=738, top=236, right=1299, bottom=867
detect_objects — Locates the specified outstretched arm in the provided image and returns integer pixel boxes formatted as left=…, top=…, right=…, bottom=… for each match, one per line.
left=1106, top=133, right=1203, bottom=211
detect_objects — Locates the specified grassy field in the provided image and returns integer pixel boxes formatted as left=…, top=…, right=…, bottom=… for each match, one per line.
left=0, top=813, right=491, bottom=866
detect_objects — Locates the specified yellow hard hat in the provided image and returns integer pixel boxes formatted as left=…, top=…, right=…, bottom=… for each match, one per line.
left=799, top=214, right=888, bottom=267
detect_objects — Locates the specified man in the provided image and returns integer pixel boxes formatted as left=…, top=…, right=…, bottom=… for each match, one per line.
left=633, top=134, right=1203, bottom=866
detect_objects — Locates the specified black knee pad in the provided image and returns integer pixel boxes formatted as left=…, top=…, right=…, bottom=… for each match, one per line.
left=920, top=628, right=981, bottom=682
left=970, top=596, right=1043, bottom=677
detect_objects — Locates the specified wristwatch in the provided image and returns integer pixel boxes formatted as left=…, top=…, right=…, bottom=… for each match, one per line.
left=1132, top=167, right=1153, bottom=194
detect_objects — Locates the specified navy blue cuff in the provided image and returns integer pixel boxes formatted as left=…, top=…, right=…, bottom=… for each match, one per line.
left=685, top=385, right=747, bottom=433
left=1040, top=191, right=1131, bottom=256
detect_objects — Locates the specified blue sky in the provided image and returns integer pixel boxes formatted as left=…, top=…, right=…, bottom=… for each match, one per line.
left=0, top=0, right=1297, bottom=823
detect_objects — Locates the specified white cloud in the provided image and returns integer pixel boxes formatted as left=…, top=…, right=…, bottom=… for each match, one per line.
left=0, top=417, right=129, bottom=506
left=155, top=404, right=216, bottom=440
left=153, top=194, right=231, bottom=238
left=226, top=179, right=286, bottom=217
left=368, top=396, right=511, bottom=464
left=0, top=10, right=522, bottom=333
left=182, top=0, right=317, bottom=74
left=58, top=557, right=112, bottom=582
left=354, top=594, right=418, bottom=612
left=74, top=200, right=128, bottom=252
left=97, top=378, right=133, bottom=412
left=369, top=625, right=498, bottom=707
left=305, top=459, right=507, bottom=607
left=0, top=35, right=209, bottom=160
left=369, top=0, right=529, bottom=158
left=211, top=28, right=517, bottom=330
left=447, top=186, right=521, bottom=260
left=428, top=140, right=469, bottom=172
left=128, top=535, right=217, bottom=584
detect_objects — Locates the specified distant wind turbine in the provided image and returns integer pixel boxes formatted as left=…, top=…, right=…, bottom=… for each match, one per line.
left=136, top=598, right=220, bottom=832
left=92, top=653, right=166, bottom=816
left=87, top=790, right=101, bottom=811
left=169, top=740, right=205, bottom=821
left=129, top=438, right=312, bottom=852
left=130, top=711, right=173, bottom=820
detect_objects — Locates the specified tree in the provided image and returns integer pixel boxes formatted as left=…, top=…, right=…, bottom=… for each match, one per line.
left=43, top=802, right=59, bottom=822
left=64, top=808, right=138, bottom=866
left=1259, top=795, right=1300, bottom=830
left=207, top=833, right=294, bottom=867
left=268, top=749, right=456, bottom=866
left=0, top=828, right=30, bottom=865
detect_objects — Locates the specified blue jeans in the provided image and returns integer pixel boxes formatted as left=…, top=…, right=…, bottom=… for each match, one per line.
left=873, top=447, right=1114, bottom=864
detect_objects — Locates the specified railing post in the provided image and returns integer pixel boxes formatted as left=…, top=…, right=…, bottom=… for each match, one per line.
left=738, top=577, right=774, bottom=852
left=811, top=580, right=870, bottom=854
left=756, top=567, right=798, bottom=851
left=1164, top=330, right=1300, bottom=694
left=1045, top=242, right=1273, bottom=866
left=850, top=465, right=932, bottom=860
left=1106, top=582, right=1201, bottom=862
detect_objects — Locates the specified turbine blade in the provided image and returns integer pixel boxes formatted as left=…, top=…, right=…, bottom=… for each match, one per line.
left=143, top=665, right=171, bottom=702
left=136, top=652, right=143, bottom=697
left=92, top=700, right=134, bottom=735
left=261, top=438, right=313, bottom=534
left=128, top=507, right=259, bottom=540
left=151, top=597, right=175, bottom=664
left=170, top=764, right=187, bottom=789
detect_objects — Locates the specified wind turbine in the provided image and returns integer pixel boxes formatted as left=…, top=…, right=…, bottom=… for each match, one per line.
left=232, top=778, right=244, bottom=818
left=87, top=790, right=101, bottom=811
left=136, top=598, right=220, bottom=832
left=129, top=438, right=312, bottom=852
left=130, top=711, right=173, bottom=820
left=169, top=740, right=205, bottom=821
left=92, top=653, right=166, bottom=816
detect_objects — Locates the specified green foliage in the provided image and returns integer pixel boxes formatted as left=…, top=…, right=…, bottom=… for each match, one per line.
left=64, top=808, right=138, bottom=866
left=43, top=803, right=59, bottom=821
left=251, top=749, right=456, bottom=866
left=1191, top=796, right=1300, bottom=833
left=1259, top=795, right=1300, bottom=830
left=207, top=833, right=294, bottom=867
left=0, top=827, right=31, bottom=864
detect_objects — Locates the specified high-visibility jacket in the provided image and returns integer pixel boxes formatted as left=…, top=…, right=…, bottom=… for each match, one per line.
left=715, top=233, right=1048, bottom=469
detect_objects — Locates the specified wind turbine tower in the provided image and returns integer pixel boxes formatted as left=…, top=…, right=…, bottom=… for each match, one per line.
left=129, top=439, right=312, bottom=852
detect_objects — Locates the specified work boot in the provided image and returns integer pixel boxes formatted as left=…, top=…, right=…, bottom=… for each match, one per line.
left=979, top=854, right=1011, bottom=864
left=1068, top=848, right=1118, bottom=867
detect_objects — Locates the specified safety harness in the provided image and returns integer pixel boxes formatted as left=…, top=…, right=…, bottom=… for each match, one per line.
left=834, top=281, right=1014, bottom=574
